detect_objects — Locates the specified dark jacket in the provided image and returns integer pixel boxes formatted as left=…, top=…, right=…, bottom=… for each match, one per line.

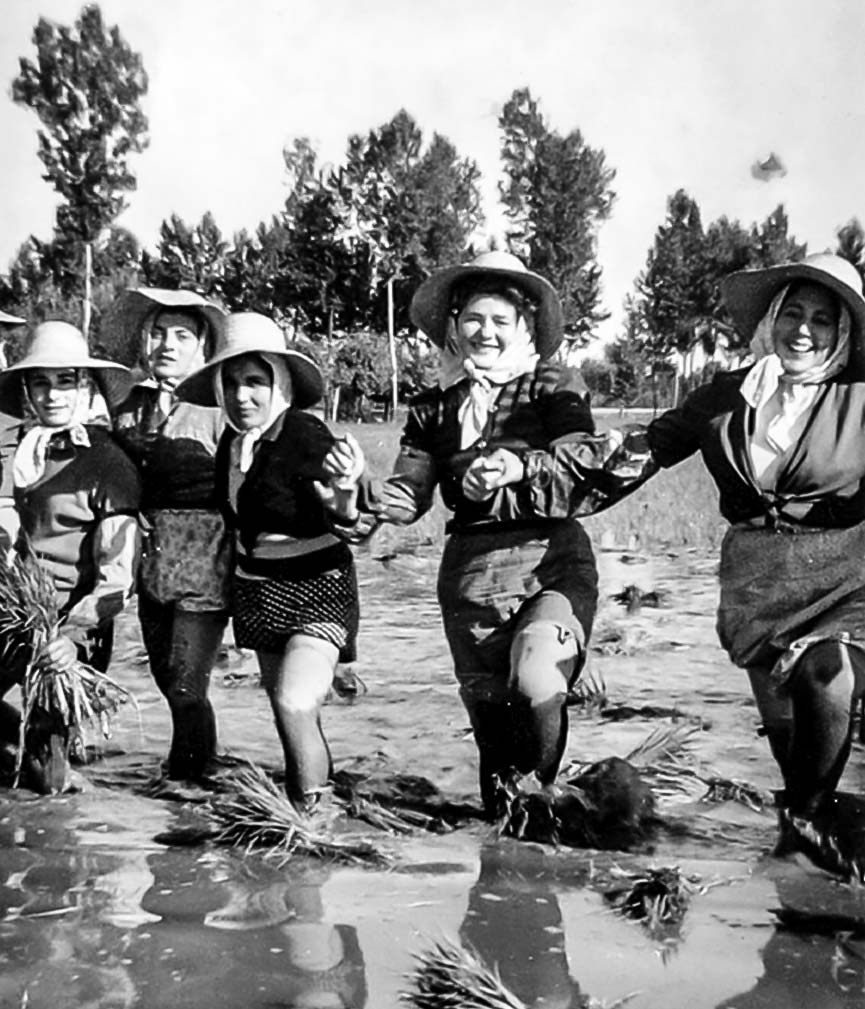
left=647, top=368, right=865, bottom=528
left=215, top=409, right=351, bottom=577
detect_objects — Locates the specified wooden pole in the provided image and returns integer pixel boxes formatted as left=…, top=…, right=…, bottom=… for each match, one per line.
left=387, top=276, right=398, bottom=420
left=82, top=242, right=93, bottom=340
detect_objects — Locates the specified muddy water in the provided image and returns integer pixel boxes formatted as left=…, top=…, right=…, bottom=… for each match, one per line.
left=2, top=547, right=865, bottom=1009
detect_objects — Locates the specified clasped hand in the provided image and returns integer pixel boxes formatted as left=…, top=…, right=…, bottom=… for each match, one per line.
left=314, top=433, right=366, bottom=520
left=462, top=448, right=525, bottom=502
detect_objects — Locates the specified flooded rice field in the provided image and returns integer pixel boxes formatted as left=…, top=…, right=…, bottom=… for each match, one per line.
left=2, top=545, right=865, bottom=1008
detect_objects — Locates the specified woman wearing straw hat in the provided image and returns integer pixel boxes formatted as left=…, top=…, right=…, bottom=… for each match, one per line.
left=323, top=251, right=604, bottom=818
left=594, top=252, right=865, bottom=860
left=111, top=288, right=231, bottom=782
left=176, top=312, right=361, bottom=810
left=0, top=321, right=140, bottom=767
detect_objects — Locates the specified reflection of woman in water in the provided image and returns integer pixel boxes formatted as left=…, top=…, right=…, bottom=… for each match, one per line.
left=324, top=251, right=603, bottom=818
left=135, top=848, right=367, bottom=1007
left=460, top=844, right=584, bottom=1009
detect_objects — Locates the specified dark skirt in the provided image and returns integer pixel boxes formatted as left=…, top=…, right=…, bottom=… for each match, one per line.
left=232, top=557, right=359, bottom=662
left=436, top=520, right=598, bottom=696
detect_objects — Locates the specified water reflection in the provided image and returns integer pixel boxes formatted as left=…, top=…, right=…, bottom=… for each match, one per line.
left=132, top=848, right=367, bottom=1008
left=460, top=843, right=585, bottom=1009
left=0, top=813, right=136, bottom=1009
left=715, top=872, right=865, bottom=1009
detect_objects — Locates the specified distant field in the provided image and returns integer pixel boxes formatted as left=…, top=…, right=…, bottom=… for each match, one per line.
left=334, top=415, right=726, bottom=556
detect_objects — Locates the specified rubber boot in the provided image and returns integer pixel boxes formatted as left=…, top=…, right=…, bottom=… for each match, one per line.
left=784, top=641, right=855, bottom=819
left=463, top=698, right=516, bottom=819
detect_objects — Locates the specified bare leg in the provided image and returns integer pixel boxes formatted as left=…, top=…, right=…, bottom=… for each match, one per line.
left=257, top=634, right=338, bottom=809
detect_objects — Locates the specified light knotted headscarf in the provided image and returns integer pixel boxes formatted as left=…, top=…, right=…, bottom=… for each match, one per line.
left=13, top=370, right=93, bottom=489
left=742, top=284, right=851, bottom=479
left=214, top=352, right=293, bottom=477
left=438, top=317, right=539, bottom=450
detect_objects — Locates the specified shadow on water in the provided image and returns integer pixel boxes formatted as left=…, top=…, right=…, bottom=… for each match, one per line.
left=2, top=550, right=865, bottom=1007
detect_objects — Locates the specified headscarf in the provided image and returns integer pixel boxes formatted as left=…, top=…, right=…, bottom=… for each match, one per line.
left=438, top=316, right=539, bottom=450
left=741, top=284, right=851, bottom=483
left=13, top=370, right=93, bottom=489
left=214, top=352, right=293, bottom=477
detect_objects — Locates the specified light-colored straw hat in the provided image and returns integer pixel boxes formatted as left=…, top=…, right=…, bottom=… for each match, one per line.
left=104, top=287, right=226, bottom=362
left=0, top=310, right=25, bottom=326
left=722, top=253, right=865, bottom=358
left=409, top=250, right=564, bottom=359
left=0, top=321, right=133, bottom=417
left=175, top=312, right=324, bottom=410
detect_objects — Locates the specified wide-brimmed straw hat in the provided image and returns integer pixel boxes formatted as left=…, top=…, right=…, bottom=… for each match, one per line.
left=104, top=287, right=226, bottom=363
left=409, top=250, right=564, bottom=359
left=0, top=321, right=134, bottom=417
left=0, top=310, right=25, bottom=326
left=721, top=253, right=865, bottom=358
left=175, top=312, right=324, bottom=410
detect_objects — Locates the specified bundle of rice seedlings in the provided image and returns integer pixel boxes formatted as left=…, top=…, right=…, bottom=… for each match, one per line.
left=0, top=549, right=134, bottom=786
left=702, top=776, right=772, bottom=812
left=604, top=865, right=694, bottom=932
left=210, top=762, right=389, bottom=865
left=403, top=938, right=640, bottom=1009
left=402, top=937, right=526, bottom=1009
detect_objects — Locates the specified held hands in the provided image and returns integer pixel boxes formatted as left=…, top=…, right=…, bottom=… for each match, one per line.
left=462, top=448, right=525, bottom=502
left=315, top=433, right=366, bottom=520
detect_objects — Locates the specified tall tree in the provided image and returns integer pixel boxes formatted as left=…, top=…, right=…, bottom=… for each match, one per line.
left=140, top=212, right=228, bottom=298
left=836, top=218, right=865, bottom=282
left=12, top=4, right=149, bottom=335
left=749, top=205, right=806, bottom=267
left=498, top=87, right=616, bottom=345
left=701, top=215, right=754, bottom=353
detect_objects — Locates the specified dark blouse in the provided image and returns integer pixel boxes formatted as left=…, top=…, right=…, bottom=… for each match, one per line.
left=647, top=368, right=865, bottom=528
left=384, top=362, right=604, bottom=532
left=215, top=410, right=352, bottom=577
left=113, top=385, right=223, bottom=510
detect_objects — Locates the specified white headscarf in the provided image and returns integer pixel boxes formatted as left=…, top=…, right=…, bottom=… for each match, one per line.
left=214, top=352, right=293, bottom=476
left=741, top=284, right=851, bottom=484
left=13, top=371, right=92, bottom=489
left=437, top=317, right=539, bottom=450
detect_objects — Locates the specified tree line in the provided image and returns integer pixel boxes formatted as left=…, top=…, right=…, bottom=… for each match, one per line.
left=2, top=5, right=863, bottom=415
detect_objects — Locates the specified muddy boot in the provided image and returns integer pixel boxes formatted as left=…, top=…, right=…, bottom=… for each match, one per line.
left=509, top=692, right=569, bottom=785
left=464, top=700, right=516, bottom=819
left=22, top=709, right=71, bottom=794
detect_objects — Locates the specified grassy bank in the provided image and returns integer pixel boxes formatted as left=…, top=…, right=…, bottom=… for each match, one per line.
left=335, top=417, right=726, bottom=556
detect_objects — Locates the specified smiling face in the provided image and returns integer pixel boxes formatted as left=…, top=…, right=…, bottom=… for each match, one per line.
left=221, top=354, right=275, bottom=430
left=455, top=292, right=531, bottom=369
left=147, top=310, right=204, bottom=382
left=772, top=282, right=840, bottom=376
left=26, top=368, right=84, bottom=427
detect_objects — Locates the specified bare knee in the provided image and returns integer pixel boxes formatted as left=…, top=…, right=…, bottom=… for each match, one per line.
left=788, top=641, right=854, bottom=694
left=510, top=619, right=580, bottom=705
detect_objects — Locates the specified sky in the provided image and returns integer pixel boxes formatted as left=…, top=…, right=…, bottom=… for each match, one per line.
left=3, top=0, right=865, bottom=342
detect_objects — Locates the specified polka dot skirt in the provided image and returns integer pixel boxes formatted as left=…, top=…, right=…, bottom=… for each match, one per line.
left=232, top=558, right=359, bottom=661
